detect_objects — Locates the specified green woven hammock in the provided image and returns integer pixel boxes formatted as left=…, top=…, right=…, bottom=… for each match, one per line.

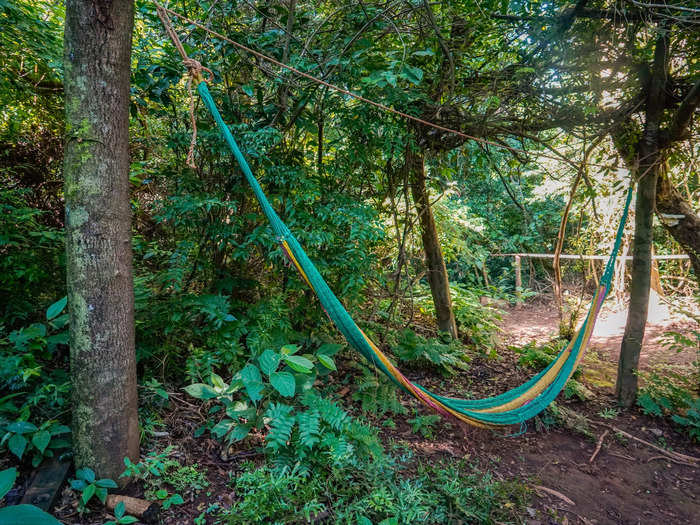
left=195, top=80, right=633, bottom=427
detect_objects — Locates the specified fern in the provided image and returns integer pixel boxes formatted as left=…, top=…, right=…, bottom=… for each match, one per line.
left=265, top=403, right=296, bottom=451
left=297, top=409, right=321, bottom=450
left=316, top=395, right=349, bottom=431
left=353, top=368, right=406, bottom=416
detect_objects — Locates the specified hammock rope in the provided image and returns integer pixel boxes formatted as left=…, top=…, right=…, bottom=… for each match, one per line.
left=155, top=8, right=635, bottom=429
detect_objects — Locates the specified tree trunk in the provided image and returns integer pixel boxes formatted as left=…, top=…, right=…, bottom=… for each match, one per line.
left=655, top=169, right=700, bottom=282
left=616, top=163, right=658, bottom=407
left=407, top=147, right=458, bottom=338
left=616, top=27, right=667, bottom=408
left=64, top=0, right=139, bottom=481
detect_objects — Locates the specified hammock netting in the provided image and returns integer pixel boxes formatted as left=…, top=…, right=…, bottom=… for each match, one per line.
left=196, top=80, right=633, bottom=428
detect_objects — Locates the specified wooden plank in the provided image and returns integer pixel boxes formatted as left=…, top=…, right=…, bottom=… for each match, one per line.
left=489, top=253, right=688, bottom=261
left=20, top=460, right=70, bottom=511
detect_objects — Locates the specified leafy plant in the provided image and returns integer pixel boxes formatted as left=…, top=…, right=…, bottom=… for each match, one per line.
left=407, top=413, right=441, bottom=439
left=392, top=329, right=469, bottom=375
left=0, top=467, right=61, bottom=524
left=638, top=371, right=699, bottom=442
left=104, top=501, right=139, bottom=525
left=153, top=488, right=184, bottom=510
left=69, top=467, right=118, bottom=511
left=0, top=419, right=70, bottom=467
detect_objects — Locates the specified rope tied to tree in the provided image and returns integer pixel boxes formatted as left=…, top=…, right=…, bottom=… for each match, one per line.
left=155, top=3, right=213, bottom=169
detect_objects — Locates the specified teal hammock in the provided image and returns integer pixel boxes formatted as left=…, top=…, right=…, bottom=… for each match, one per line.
left=195, top=80, right=633, bottom=428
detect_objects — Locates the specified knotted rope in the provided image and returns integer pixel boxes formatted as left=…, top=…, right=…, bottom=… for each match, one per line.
left=155, top=3, right=213, bottom=169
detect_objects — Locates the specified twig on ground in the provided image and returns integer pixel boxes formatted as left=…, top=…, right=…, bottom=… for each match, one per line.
left=589, top=430, right=608, bottom=463
left=533, top=485, right=576, bottom=506
left=590, top=421, right=700, bottom=466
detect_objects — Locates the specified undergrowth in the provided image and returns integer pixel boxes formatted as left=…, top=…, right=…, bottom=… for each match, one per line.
left=220, top=451, right=530, bottom=524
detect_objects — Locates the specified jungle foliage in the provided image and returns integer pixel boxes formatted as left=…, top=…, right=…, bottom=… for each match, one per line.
left=1, top=0, right=698, bottom=522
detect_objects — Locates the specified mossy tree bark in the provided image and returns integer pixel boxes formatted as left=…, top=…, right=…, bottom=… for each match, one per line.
left=407, top=147, right=458, bottom=339
left=615, top=28, right=667, bottom=408
left=63, top=0, right=139, bottom=481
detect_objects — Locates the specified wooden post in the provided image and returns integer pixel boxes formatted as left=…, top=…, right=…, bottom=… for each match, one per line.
left=514, top=255, right=522, bottom=302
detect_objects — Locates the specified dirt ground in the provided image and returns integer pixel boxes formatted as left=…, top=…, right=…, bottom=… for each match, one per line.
left=31, top=296, right=700, bottom=524
left=479, top=295, right=700, bottom=524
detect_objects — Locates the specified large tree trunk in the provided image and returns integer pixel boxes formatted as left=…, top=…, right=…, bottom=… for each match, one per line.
left=64, top=0, right=139, bottom=481
left=655, top=170, right=700, bottom=281
left=615, top=28, right=667, bottom=408
left=407, top=147, right=458, bottom=339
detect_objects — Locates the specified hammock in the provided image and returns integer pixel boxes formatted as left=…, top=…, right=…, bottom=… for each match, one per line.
left=194, top=79, right=633, bottom=428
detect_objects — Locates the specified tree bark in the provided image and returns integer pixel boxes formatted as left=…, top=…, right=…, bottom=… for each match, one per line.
left=615, top=27, right=667, bottom=408
left=407, top=147, right=458, bottom=338
left=655, top=169, right=700, bottom=281
left=64, top=0, right=139, bottom=481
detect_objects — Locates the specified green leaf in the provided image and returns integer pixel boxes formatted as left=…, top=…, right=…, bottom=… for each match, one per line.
left=115, top=501, right=126, bottom=519
left=155, top=489, right=168, bottom=499
left=6, top=421, right=38, bottom=434
left=317, top=354, right=336, bottom=371
left=240, top=364, right=264, bottom=401
left=8, top=434, right=27, bottom=459
left=412, top=49, right=435, bottom=57
left=402, top=65, right=423, bottom=85
left=77, top=467, right=95, bottom=483
left=183, top=383, right=218, bottom=400
left=32, top=431, right=51, bottom=454
left=82, top=483, right=96, bottom=505
left=270, top=372, right=296, bottom=397
left=70, top=479, right=87, bottom=490
left=211, top=419, right=235, bottom=439
left=210, top=373, right=227, bottom=390
left=317, top=343, right=342, bottom=356
left=46, top=296, right=67, bottom=320
left=169, top=494, right=184, bottom=505
left=96, top=478, right=118, bottom=489
left=280, top=344, right=300, bottom=355
left=228, top=424, right=251, bottom=443
left=0, top=504, right=62, bottom=525
left=95, top=487, right=108, bottom=504
left=258, top=349, right=281, bottom=376
left=241, top=84, right=254, bottom=97
left=120, top=516, right=139, bottom=524
left=283, top=355, right=313, bottom=374
left=0, top=467, right=17, bottom=499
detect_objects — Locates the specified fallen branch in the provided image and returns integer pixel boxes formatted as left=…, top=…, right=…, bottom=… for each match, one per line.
left=533, top=485, right=575, bottom=506
left=591, top=421, right=700, bottom=466
left=589, top=430, right=608, bottom=463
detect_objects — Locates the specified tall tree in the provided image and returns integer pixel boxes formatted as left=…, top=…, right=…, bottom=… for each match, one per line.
left=63, top=0, right=139, bottom=480
left=407, top=146, right=459, bottom=338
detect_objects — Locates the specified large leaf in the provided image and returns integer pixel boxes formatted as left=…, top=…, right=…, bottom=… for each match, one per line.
left=46, top=296, right=67, bottom=320
left=31, top=430, right=51, bottom=454
left=6, top=421, right=38, bottom=434
left=283, top=355, right=314, bottom=374
left=183, top=383, right=219, bottom=400
left=81, top=483, right=96, bottom=505
left=258, top=349, right=281, bottom=376
left=317, top=354, right=337, bottom=371
left=0, top=467, right=17, bottom=499
left=270, top=372, right=295, bottom=398
left=0, top=505, right=62, bottom=525
left=228, top=424, right=252, bottom=443
left=240, top=364, right=264, bottom=401
left=8, top=434, right=27, bottom=459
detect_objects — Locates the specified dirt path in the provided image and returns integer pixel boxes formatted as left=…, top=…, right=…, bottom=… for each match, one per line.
left=482, top=295, right=700, bottom=524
